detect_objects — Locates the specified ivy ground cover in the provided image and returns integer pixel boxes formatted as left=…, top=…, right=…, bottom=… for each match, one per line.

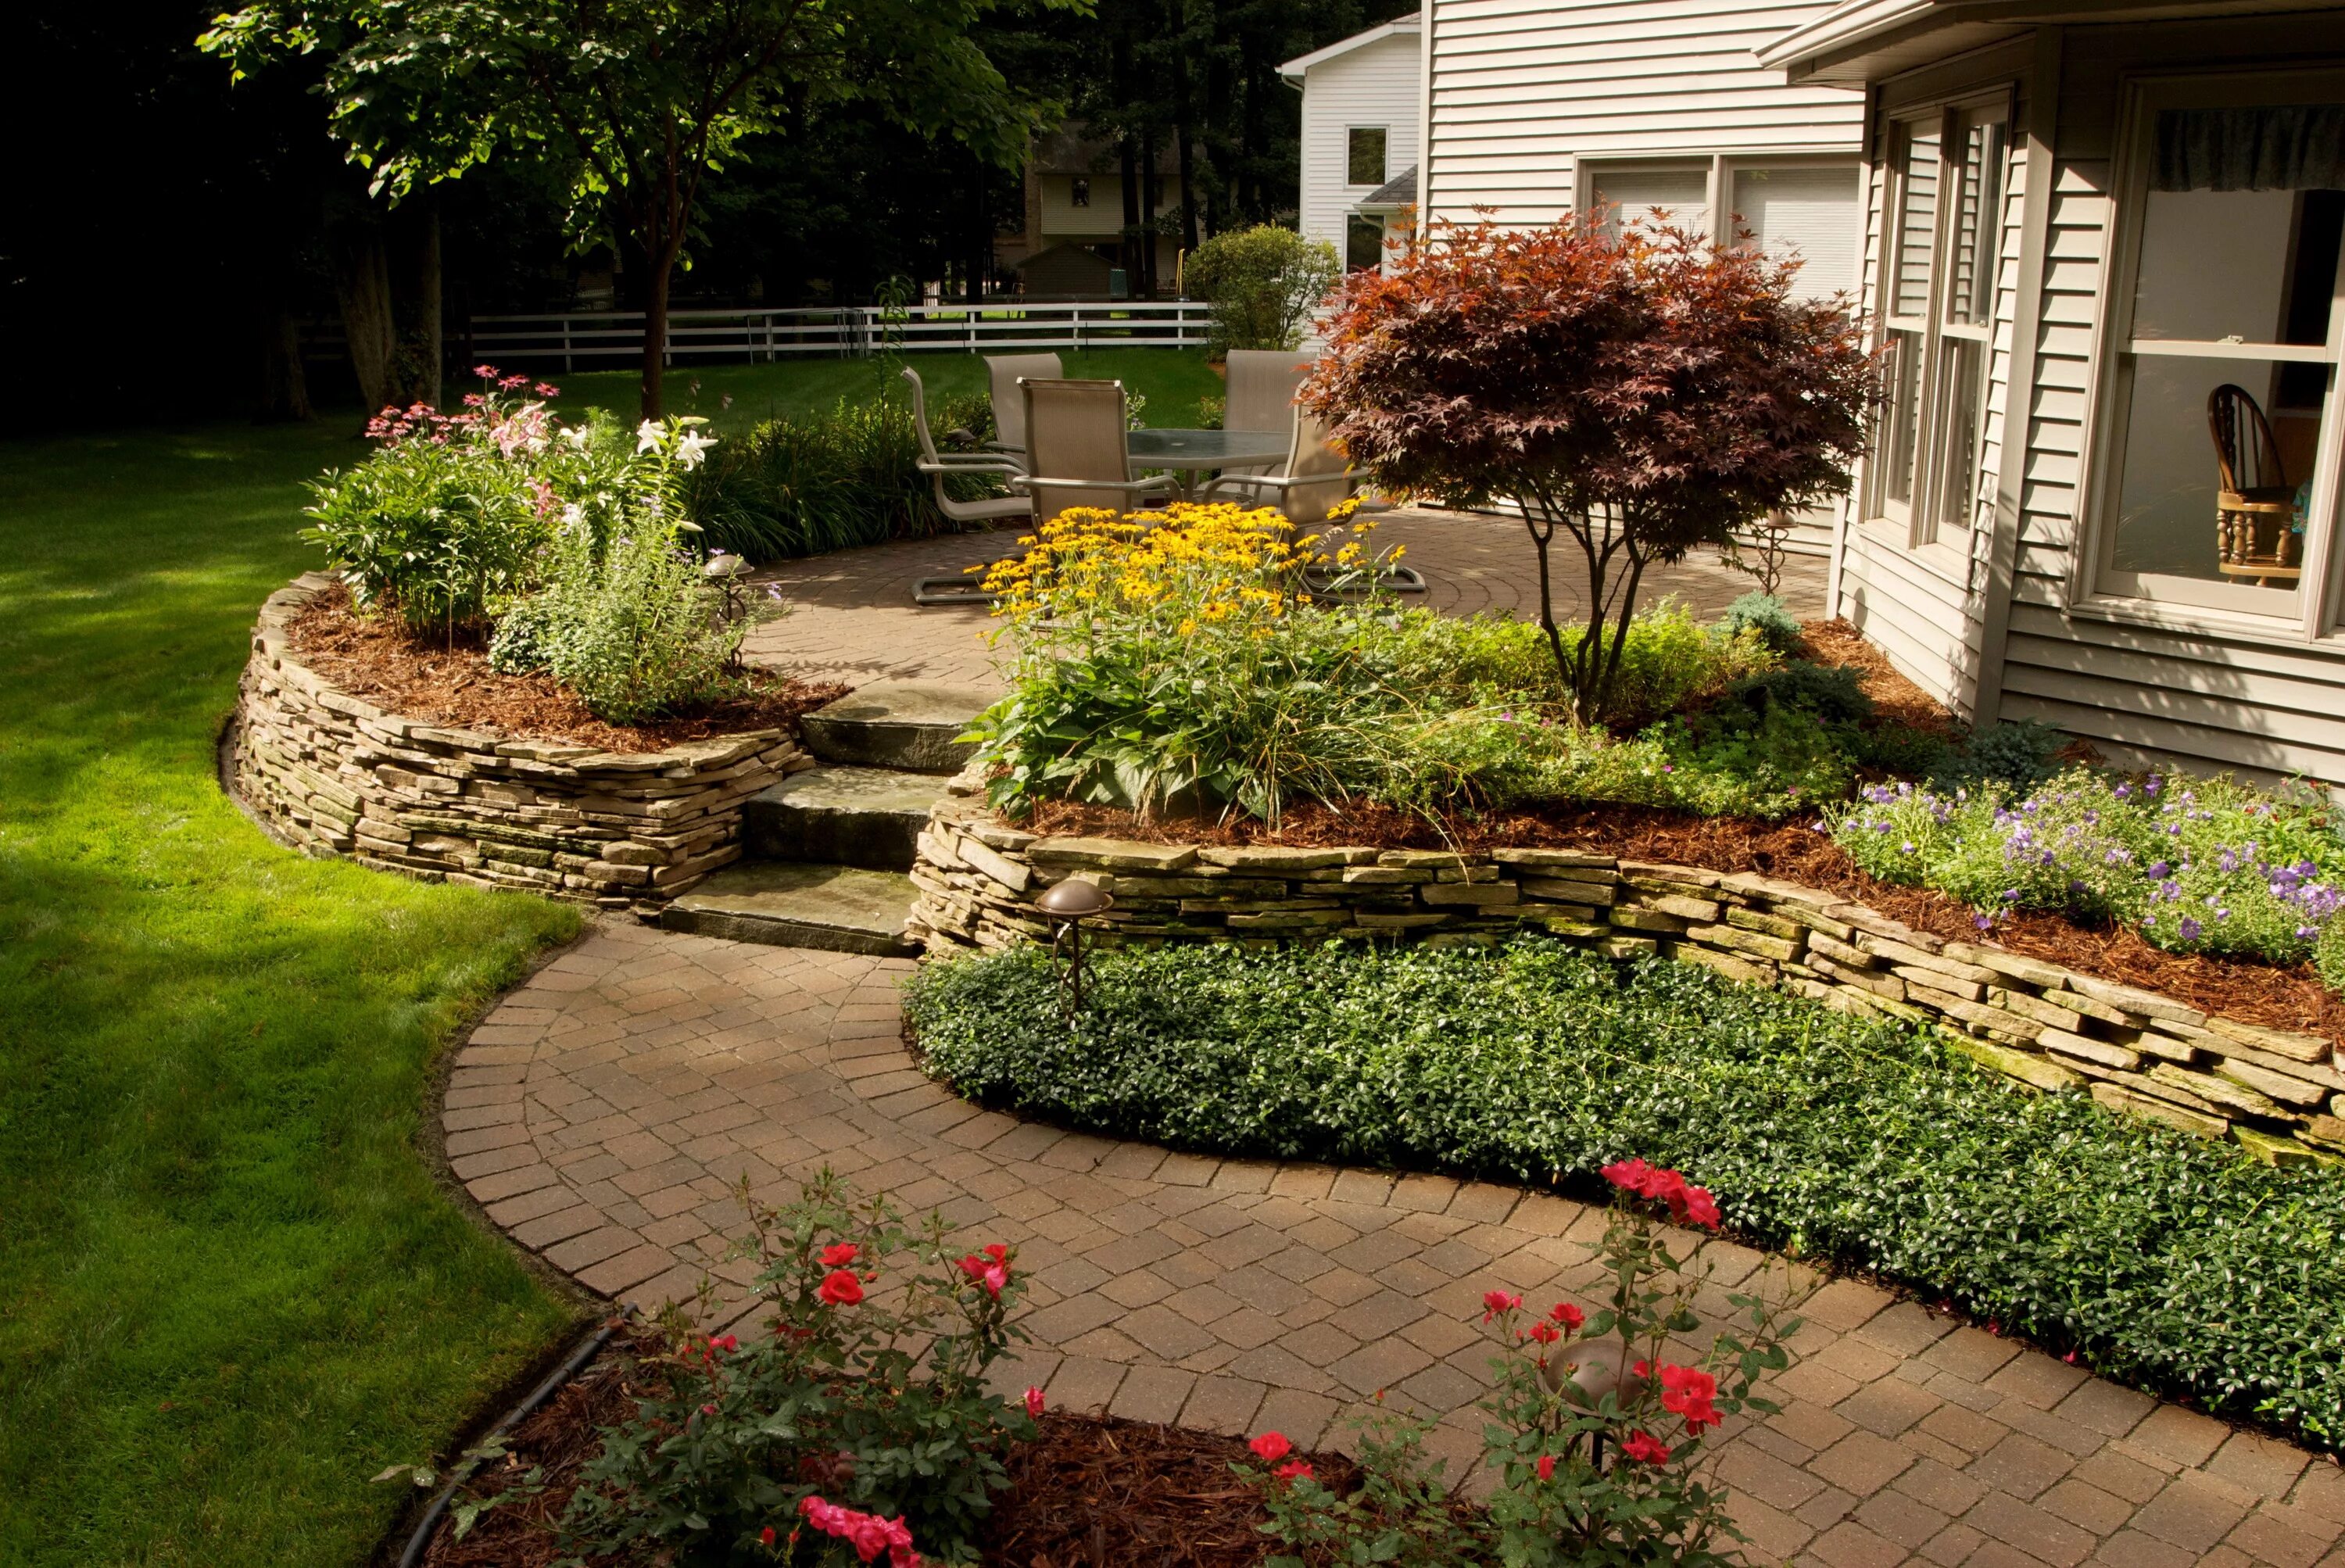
left=0, top=422, right=581, bottom=1565
left=907, top=938, right=2345, bottom=1447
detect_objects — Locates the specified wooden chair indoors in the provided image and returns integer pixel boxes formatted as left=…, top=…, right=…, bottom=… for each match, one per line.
left=2208, top=382, right=2303, bottom=585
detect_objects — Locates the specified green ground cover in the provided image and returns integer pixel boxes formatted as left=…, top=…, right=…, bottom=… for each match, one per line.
left=0, top=422, right=582, bottom=1565
left=908, top=938, right=2345, bottom=1447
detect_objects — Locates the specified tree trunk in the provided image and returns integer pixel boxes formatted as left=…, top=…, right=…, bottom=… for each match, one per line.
left=1170, top=3, right=1201, bottom=259
left=1140, top=132, right=1162, bottom=297
left=324, top=206, right=395, bottom=414
left=1119, top=134, right=1142, bottom=290
left=385, top=195, right=442, bottom=410
left=640, top=240, right=675, bottom=422
left=254, top=292, right=312, bottom=424
left=966, top=150, right=988, bottom=304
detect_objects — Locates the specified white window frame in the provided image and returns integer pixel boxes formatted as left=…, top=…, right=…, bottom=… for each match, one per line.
left=1865, top=97, right=2009, bottom=551
left=1345, top=125, right=1389, bottom=190
left=1574, top=151, right=1863, bottom=273
left=2073, top=68, right=2345, bottom=641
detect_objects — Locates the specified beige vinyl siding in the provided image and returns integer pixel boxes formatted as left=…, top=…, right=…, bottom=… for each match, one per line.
left=1298, top=34, right=1423, bottom=263
left=1423, top=0, right=1862, bottom=229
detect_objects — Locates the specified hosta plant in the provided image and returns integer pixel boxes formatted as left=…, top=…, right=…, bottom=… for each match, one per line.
left=1237, top=1159, right=1796, bottom=1566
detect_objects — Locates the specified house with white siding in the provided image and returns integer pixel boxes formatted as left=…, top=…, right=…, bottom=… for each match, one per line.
left=1283, top=12, right=1425, bottom=274
left=1749, top=0, right=2345, bottom=787
left=1416, top=0, right=1869, bottom=553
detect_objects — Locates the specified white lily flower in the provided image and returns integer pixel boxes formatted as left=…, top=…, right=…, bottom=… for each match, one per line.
left=560, top=425, right=593, bottom=450
left=675, top=429, right=714, bottom=470
left=635, top=420, right=664, bottom=455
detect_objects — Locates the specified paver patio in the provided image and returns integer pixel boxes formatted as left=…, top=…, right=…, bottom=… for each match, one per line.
left=742, top=507, right=1828, bottom=690
left=446, top=922, right=2345, bottom=1568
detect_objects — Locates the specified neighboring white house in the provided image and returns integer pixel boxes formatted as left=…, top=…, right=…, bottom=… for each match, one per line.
left=1283, top=12, right=1424, bottom=274
left=1756, top=0, right=2345, bottom=786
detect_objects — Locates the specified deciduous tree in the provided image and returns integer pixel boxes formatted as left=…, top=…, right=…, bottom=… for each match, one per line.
left=202, top=0, right=1072, bottom=419
left=1303, top=219, right=1875, bottom=724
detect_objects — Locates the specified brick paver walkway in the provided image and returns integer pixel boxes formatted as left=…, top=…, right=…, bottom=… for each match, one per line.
left=743, top=509, right=1827, bottom=691
left=447, top=922, right=2345, bottom=1568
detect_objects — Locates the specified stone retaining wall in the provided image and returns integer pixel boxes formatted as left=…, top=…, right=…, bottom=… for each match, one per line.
left=232, top=574, right=814, bottom=913
left=909, top=801, right=2345, bottom=1165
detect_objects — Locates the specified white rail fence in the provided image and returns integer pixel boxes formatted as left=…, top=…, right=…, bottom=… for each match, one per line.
left=330, top=300, right=1211, bottom=370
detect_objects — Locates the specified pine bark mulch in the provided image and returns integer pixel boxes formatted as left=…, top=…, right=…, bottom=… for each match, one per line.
left=286, top=585, right=847, bottom=755
left=418, top=1330, right=1331, bottom=1568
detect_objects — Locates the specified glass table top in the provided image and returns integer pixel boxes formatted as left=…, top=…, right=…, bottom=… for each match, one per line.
left=1126, top=428, right=1289, bottom=468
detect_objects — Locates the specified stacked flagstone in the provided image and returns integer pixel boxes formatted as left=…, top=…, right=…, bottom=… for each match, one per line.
left=232, top=574, right=814, bottom=914
left=908, top=800, right=2345, bottom=1165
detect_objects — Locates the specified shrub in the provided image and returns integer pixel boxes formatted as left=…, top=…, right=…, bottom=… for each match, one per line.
left=1714, top=590, right=1803, bottom=654
left=689, top=388, right=1001, bottom=561
left=1244, top=1165, right=1793, bottom=1565
left=513, top=514, right=743, bottom=724
left=1185, top=224, right=1342, bottom=355
left=1829, top=767, right=2345, bottom=961
left=304, top=417, right=546, bottom=640
left=904, top=938, right=2345, bottom=1443
left=1930, top=718, right=2064, bottom=793
left=560, top=1172, right=1036, bottom=1563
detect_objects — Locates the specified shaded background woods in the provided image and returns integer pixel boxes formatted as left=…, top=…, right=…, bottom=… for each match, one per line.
left=5, top=0, right=1414, bottom=429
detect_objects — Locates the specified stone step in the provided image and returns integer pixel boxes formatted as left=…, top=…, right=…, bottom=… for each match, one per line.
left=660, top=863, right=918, bottom=956
left=744, top=767, right=957, bottom=871
left=799, top=680, right=997, bottom=773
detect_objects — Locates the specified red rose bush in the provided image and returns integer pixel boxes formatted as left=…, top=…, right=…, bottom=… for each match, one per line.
left=1237, top=1158, right=1796, bottom=1563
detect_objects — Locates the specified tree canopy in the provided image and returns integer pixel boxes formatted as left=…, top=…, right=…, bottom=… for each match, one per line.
left=204, top=0, right=1079, bottom=416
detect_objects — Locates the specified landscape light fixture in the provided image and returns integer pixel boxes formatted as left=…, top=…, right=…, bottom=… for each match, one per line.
left=1033, top=877, right=1114, bottom=1018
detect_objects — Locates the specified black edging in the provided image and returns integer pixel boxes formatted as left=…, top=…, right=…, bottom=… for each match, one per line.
left=396, top=1306, right=639, bottom=1568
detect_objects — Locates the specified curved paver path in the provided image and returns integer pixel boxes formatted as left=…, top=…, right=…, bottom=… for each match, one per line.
left=447, top=921, right=2345, bottom=1567
left=739, top=507, right=1827, bottom=690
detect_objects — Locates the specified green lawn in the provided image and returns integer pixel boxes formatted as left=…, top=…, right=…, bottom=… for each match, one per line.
left=0, top=344, right=1210, bottom=1563
left=539, top=347, right=1226, bottom=435
left=0, top=421, right=583, bottom=1565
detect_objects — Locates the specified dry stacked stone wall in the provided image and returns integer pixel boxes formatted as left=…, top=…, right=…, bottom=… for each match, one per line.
left=910, top=800, right=2345, bottom=1166
left=233, top=574, right=812, bottom=914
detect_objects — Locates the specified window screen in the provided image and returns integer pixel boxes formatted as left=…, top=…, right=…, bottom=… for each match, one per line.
left=1348, top=127, right=1387, bottom=188
left=1588, top=166, right=1709, bottom=237
left=1728, top=164, right=1861, bottom=299
left=1347, top=214, right=1385, bottom=273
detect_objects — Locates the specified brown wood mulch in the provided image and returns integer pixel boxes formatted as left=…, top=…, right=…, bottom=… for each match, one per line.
left=418, top=1330, right=1340, bottom=1568
left=286, top=585, right=847, bottom=754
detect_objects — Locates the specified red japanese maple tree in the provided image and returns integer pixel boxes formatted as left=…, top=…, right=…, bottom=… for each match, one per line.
left=1301, top=218, right=1876, bottom=724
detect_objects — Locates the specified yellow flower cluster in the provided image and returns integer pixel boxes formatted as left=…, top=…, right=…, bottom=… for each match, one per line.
left=979, top=502, right=1391, bottom=635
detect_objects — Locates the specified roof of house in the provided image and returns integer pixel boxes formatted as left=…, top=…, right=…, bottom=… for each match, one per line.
left=1355, top=165, right=1417, bottom=212
left=1278, top=8, right=1423, bottom=82
left=1756, top=0, right=2328, bottom=86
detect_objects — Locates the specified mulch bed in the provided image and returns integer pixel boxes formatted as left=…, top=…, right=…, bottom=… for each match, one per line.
left=418, top=1329, right=1342, bottom=1568
left=286, top=585, right=847, bottom=754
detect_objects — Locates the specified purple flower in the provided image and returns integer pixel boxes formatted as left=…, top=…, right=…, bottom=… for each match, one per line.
left=2147, top=861, right=2169, bottom=878
left=2178, top=916, right=2202, bottom=940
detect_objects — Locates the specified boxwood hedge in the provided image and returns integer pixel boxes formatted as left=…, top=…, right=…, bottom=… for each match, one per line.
left=904, top=938, right=2345, bottom=1445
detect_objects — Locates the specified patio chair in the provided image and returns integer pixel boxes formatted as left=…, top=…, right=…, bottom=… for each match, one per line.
left=984, top=352, right=1064, bottom=463
left=1220, top=349, right=1313, bottom=475
left=903, top=367, right=1034, bottom=606
left=1199, top=407, right=1425, bottom=600
left=1019, top=377, right=1176, bottom=526
left=2208, top=382, right=2303, bottom=585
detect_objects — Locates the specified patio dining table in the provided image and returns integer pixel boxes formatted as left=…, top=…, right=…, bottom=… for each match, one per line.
left=1126, top=427, right=1288, bottom=500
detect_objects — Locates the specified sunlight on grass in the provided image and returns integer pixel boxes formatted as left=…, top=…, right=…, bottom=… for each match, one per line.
left=0, top=421, right=582, bottom=1566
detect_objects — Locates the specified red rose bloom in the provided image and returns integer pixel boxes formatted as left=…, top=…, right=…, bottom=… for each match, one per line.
left=1548, top=1301, right=1585, bottom=1331
left=1530, top=1321, right=1561, bottom=1346
left=1601, top=1157, right=1656, bottom=1193
left=1025, top=1386, right=1046, bottom=1417
left=818, top=1269, right=865, bottom=1306
left=760, top=1525, right=778, bottom=1546
left=1274, top=1459, right=1314, bottom=1480
left=820, top=1243, right=860, bottom=1267
left=1481, top=1288, right=1522, bottom=1323
left=1249, top=1431, right=1293, bottom=1463
left=1659, top=1364, right=1720, bottom=1431
left=1536, top=1454, right=1556, bottom=1480
left=1620, top=1430, right=1671, bottom=1465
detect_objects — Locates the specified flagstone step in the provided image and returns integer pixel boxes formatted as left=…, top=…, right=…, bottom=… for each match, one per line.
left=744, top=767, right=958, bottom=871
left=797, top=680, right=995, bottom=773
left=660, top=862, right=918, bottom=956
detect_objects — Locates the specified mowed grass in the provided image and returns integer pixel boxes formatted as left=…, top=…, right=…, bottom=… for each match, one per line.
left=0, top=421, right=585, bottom=1564
left=540, top=346, right=1227, bottom=435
